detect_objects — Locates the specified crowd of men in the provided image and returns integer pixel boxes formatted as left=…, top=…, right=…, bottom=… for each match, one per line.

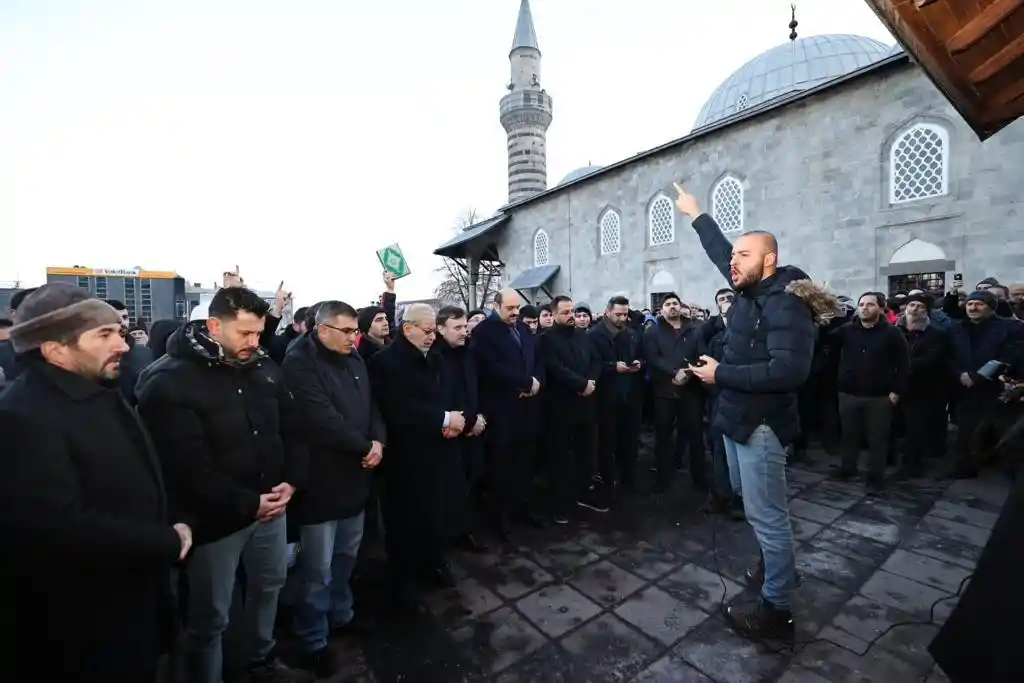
left=1, top=184, right=1022, bottom=683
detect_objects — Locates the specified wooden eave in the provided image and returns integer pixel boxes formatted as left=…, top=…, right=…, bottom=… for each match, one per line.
left=865, top=0, right=1024, bottom=140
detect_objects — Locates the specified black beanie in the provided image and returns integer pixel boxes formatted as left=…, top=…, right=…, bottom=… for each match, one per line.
left=965, top=290, right=997, bottom=310
left=357, top=306, right=385, bottom=333
left=904, top=292, right=933, bottom=311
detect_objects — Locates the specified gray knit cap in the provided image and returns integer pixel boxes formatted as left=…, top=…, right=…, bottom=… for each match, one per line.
left=9, top=283, right=123, bottom=353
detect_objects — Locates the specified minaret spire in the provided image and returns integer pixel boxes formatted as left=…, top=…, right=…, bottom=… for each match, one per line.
left=511, top=0, right=539, bottom=53
left=500, top=0, right=553, bottom=203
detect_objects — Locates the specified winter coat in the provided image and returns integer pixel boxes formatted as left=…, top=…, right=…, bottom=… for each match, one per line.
left=282, top=334, right=385, bottom=524
left=691, top=213, right=839, bottom=445
left=135, top=320, right=309, bottom=545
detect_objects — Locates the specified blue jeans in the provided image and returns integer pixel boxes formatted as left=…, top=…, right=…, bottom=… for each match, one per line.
left=710, top=426, right=736, bottom=499
left=723, top=425, right=796, bottom=610
left=183, top=514, right=288, bottom=683
left=290, top=512, right=365, bottom=652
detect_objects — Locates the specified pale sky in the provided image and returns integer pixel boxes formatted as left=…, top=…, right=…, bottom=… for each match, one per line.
left=0, top=0, right=895, bottom=305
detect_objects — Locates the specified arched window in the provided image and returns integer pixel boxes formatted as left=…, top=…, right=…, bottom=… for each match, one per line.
left=648, top=195, right=675, bottom=246
left=712, top=176, right=744, bottom=233
left=533, top=229, right=549, bottom=267
left=889, top=122, right=950, bottom=204
left=599, top=209, right=621, bottom=255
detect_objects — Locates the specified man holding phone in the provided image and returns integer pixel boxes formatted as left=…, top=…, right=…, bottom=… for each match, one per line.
left=589, top=296, right=645, bottom=494
left=675, top=183, right=837, bottom=642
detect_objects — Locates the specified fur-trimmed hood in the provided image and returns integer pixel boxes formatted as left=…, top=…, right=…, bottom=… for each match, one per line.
left=783, top=279, right=842, bottom=326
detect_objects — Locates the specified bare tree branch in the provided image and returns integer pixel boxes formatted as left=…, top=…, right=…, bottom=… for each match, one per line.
left=433, top=207, right=503, bottom=310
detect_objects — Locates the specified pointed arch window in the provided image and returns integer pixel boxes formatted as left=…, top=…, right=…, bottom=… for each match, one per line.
left=712, top=176, right=744, bottom=233
left=533, top=229, right=549, bottom=267
left=599, top=209, right=621, bottom=255
left=648, top=195, right=675, bottom=246
left=889, top=123, right=949, bottom=204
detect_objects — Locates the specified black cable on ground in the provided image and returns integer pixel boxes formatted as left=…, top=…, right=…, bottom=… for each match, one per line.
left=705, top=508, right=970, bottom=682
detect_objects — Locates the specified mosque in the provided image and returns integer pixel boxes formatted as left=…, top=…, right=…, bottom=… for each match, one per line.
left=434, top=0, right=1024, bottom=311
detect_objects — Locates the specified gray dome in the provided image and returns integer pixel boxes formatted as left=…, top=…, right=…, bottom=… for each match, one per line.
left=692, top=34, right=890, bottom=130
left=886, top=42, right=905, bottom=56
left=557, top=165, right=604, bottom=185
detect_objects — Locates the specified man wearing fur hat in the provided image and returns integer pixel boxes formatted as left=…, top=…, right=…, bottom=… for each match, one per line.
left=0, top=284, right=192, bottom=682
left=947, top=289, right=1024, bottom=478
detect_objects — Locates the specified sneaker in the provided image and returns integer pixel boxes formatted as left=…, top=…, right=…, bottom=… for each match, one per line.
left=725, top=597, right=795, bottom=642
left=576, top=489, right=610, bottom=513
left=247, top=656, right=308, bottom=683
left=297, top=647, right=342, bottom=679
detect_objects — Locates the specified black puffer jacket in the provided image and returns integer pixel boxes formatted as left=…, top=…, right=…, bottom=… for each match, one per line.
left=135, top=321, right=309, bottom=545
left=691, top=213, right=836, bottom=445
left=282, top=334, right=385, bottom=524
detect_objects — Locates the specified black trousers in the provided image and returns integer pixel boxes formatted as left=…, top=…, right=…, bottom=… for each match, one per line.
left=548, top=421, right=598, bottom=509
left=901, top=395, right=947, bottom=469
left=653, top=393, right=705, bottom=487
left=838, top=393, right=893, bottom=478
left=597, top=402, right=642, bottom=486
left=487, top=440, right=535, bottom=522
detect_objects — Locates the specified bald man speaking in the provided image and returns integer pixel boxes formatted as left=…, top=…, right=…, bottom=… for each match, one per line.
left=675, top=182, right=836, bottom=643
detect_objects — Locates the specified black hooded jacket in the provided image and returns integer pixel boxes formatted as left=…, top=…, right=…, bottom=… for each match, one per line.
left=691, top=213, right=824, bottom=446
left=135, top=321, right=309, bottom=545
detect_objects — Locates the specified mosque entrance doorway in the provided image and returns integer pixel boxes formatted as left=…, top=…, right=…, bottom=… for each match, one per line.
left=888, top=272, right=945, bottom=297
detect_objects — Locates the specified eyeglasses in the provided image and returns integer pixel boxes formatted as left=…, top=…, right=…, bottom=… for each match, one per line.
left=319, top=323, right=358, bottom=336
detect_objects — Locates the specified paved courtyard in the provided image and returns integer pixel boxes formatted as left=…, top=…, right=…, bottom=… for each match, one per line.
left=327, top=449, right=1008, bottom=683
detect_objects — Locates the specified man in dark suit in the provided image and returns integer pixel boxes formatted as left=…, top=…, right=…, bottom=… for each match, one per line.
left=0, top=284, right=190, bottom=683
left=470, top=288, right=545, bottom=539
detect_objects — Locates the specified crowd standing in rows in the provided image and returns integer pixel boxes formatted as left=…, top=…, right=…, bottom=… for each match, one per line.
left=1, top=187, right=1022, bottom=683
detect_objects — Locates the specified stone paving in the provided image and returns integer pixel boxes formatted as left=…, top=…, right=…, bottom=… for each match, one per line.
left=329, top=450, right=1010, bottom=683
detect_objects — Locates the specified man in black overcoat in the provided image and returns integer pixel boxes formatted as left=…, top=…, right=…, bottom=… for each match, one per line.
left=470, top=288, right=546, bottom=539
left=431, top=305, right=488, bottom=551
left=367, top=303, right=468, bottom=590
left=0, top=284, right=190, bottom=683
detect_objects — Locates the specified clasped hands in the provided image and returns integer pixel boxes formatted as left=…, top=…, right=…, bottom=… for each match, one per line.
left=518, top=376, right=541, bottom=399
left=442, top=411, right=487, bottom=438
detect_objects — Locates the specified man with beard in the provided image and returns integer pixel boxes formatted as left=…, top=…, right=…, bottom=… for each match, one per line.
left=0, top=284, right=191, bottom=682
left=589, top=296, right=645, bottom=494
left=136, top=286, right=308, bottom=683
left=894, top=293, right=950, bottom=480
left=538, top=295, right=602, bottom=521
left=643, top=293, right=706, bottom=493
left=368, top=304, right=469, bottom=592
left=430, top=306, right=488, bottom=551
left=280, top=301, right=385, bottom=678
left=675, top=183, right=837, bottom=641
left=105, top=298, right=153, bottom=405
left=471, top=288, right=545, bottom=539
left=830, top=292, right=909, bottom=494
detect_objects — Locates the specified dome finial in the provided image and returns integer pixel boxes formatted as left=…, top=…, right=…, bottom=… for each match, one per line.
left=789, top=4, right=799, bottom=41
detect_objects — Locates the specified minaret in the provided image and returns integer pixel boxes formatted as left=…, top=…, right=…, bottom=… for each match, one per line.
left=500, top=0, right=553, bottom=203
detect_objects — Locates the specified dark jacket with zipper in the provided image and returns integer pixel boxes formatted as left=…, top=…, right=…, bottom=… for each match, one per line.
left=538, top=322, right=601, bottom=424
left=135, top=320, right=310, bottom=545
left=832, top=318, right=911, bottom=397
left=282, top=334, right=385, bottom=525
left=643, top=316, right=704, bottom=399
left=691, top=212, right=819, bottom=446
left=588, top=318, right=644, bottom=408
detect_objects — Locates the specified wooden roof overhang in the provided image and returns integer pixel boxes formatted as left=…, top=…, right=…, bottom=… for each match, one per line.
left=865, top=0, right=1024, bottom=140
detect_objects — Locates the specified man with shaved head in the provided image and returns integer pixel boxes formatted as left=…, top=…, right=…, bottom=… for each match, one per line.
left=470, top=287, right=547, bottom=539
left=676, top=183, right=827, bottom=642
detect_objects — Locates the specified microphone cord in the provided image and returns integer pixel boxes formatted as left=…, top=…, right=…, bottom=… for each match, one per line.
left=706, top=510, right=971, bottom=683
